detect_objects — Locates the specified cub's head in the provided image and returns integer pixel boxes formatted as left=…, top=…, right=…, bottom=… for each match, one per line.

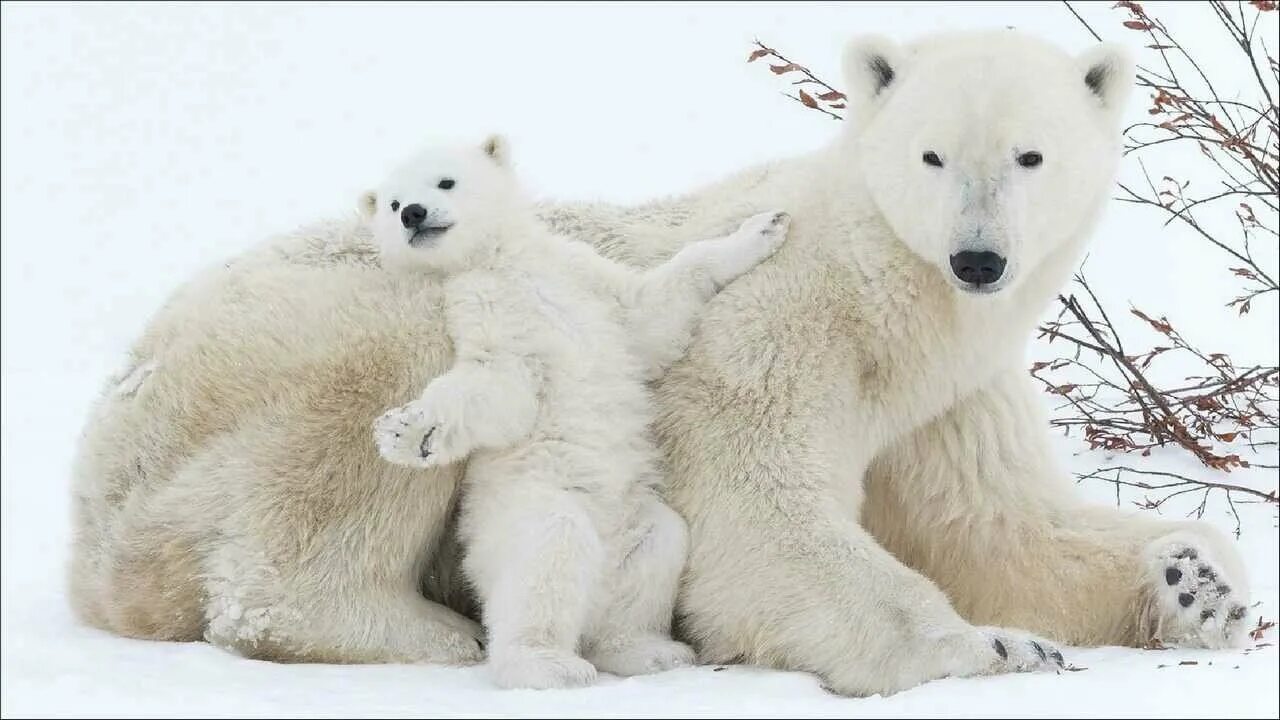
left=361, top=134, right=519, bottom=271
left=845, top=31, right=1132, bottom=296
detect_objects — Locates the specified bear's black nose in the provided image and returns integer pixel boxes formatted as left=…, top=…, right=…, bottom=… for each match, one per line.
left=949, top=251, right=1007, bottom=286
left=400, top=203, right=428, bottom=229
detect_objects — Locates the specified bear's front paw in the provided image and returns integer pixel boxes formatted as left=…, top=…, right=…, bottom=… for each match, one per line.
left=976, top=626, right=1065, bottom=674
left=1144, top=534, right=1251, bottom=649
left=373, top=400, right=463, bottom=469
left=734, top=210, right=791, bottom=259
left=703, top=210, right=791, bottom=289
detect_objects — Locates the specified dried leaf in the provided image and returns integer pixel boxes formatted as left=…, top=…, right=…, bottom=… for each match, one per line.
left=770, top=63, right=803, bottom=75
left=798, top=89, right=818, bottom=109
left=747, top=48, right=770, bottom=63
left=1124, top=20, right=1154, bottom=30
left=817, top=90, right=847, bottom=101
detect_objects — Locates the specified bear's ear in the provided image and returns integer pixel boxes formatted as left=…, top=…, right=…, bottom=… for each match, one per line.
left=1077, top=42, right=1134, bottom=123
left=842, top=34, right=902, bottom=125
left=481, top=134, right=510, bottom=166
left=359, top=190, right=378, bottom=219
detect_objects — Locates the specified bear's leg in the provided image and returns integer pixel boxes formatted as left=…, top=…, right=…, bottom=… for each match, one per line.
left=582, top=492, right=694, bottom=677
left=204, top=564, right=487, bottom=665
left=183, top=420, right=485, bottom=665
left=863, top=368, right=1252, bottom=649
left=626, top=211, right=790, bottom=379
left=201, top=516, right=486, bottom=666
left=460, top=463, right=604, bottom=689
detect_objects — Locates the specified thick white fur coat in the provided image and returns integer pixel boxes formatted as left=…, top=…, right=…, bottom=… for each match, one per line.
left=362, top=139, right=788, bottom=688
left=69, top=30, right=1252, bottom=697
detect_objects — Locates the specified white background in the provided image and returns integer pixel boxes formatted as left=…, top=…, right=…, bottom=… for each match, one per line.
left=2, top=2, right=1277, bottom=716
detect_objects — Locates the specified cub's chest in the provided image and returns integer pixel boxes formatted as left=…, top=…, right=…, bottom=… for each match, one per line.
left=446, top=270, right=620, bottom=354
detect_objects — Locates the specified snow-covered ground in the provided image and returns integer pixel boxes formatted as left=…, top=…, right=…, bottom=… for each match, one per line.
left=2, top=2, right=1276, bottom=717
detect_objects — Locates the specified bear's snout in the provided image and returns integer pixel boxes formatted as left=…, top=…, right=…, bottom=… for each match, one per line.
left=400, top=203, right=428, bottom=229
left=949, top=250, right=1006, bottom=286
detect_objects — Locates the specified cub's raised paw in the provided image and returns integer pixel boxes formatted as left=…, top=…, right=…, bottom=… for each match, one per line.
left=734, top=210, right=791, bottom=257
left=704, top=210, right=791, bottom=288
left=372, top=400, right=459, bottom=468
left=1145, top=536, right=1251, bottom=649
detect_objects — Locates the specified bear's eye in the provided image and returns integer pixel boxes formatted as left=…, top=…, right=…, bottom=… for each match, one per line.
left=1017, top=151, right=1043, bottom=168
left=922, top=151, right=944, bottom=168
left=390, top=200, right=400, bottom=211
left=437, top=178, right=456, bottom=190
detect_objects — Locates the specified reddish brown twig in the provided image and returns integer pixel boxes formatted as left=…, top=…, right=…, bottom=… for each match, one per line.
left=1034, top=274, right=1279, bottom=473
left=747, top=40, right=847, bottom=120
left=1066, top=0, right=1279, bottom=311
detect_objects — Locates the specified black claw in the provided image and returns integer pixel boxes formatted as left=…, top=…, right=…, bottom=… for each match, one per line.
left=993, top=639, right=1008, bottom=660
left=1165, top=567, right=1182, bottom=585
left=1197, top=565, right=1216, bottom=581
left=1215, top=584, right=1231, bottom=596
left=1201, top=609, right=1215, bottom=621
left=1178, top=592, right=1195, bottom=608
left=419, top=427, right=436, bottom=458
left=1031, top=641, right=1047, bottom=661
left=1173, top=548, right=1198, bottom=560
left=1228, top=605, right=1246, bottom=621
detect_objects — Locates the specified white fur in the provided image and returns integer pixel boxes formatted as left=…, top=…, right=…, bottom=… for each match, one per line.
left=366, top=137, right=788, bottom=688
left=67, top=29, right=1251, bottom=699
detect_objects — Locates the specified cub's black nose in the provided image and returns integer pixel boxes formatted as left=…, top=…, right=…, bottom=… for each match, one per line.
left=400, top=203, right=428, bottom=229
left=949, top=251, right=1007, bottom=285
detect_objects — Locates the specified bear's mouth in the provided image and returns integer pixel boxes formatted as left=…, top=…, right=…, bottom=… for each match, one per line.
left=407, top=224, right=453, bottom=248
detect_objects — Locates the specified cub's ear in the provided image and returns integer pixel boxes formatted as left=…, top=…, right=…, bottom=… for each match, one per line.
left=481, top=134, right=510, bottom=166
left=1077, top=42, right=1134, bottom=123
left=842, top=34, right=903, bottom=126
left=359, top=190, right=378, bottom=219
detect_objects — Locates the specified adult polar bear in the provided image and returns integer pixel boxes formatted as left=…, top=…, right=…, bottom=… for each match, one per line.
left=70, top=31, right=1251, bottom=696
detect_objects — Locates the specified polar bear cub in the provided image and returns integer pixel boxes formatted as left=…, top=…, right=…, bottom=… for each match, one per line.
left=365, top=135, right=790, bottom=689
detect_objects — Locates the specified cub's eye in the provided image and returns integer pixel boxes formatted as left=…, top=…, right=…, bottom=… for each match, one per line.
left=390, top=200, right=400, bottom=211
left=437, top=178, right=456, bottom=190
left=1017, top=151, right=1043, bottom=168
left=922, top=151, right=944, bottom=168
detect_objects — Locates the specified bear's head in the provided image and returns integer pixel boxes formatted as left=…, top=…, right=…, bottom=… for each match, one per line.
left=361, top=134, right=521, bottom=271
left=844, top=30, right=1132, bottom=296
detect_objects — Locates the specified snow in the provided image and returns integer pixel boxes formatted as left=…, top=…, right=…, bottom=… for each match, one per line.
left=2, top=2, right=1276, bottom=717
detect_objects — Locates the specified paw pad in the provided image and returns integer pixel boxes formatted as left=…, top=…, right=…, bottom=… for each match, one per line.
left=1149, top=537, right=1250, bottom=649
